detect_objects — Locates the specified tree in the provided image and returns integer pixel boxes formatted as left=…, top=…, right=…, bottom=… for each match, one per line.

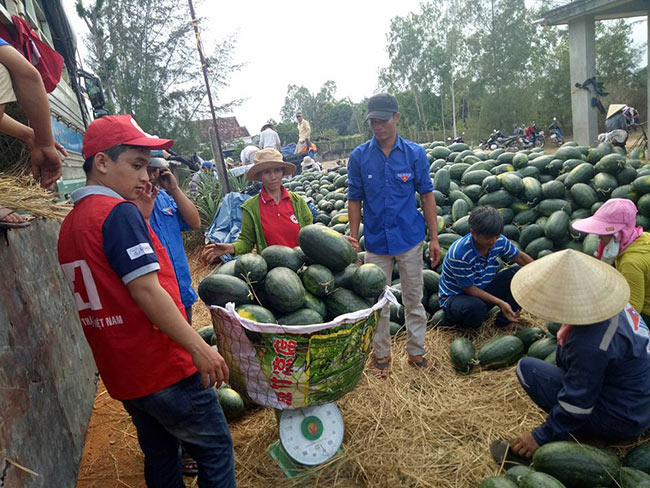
left=75, top=0, right=242, bottom=154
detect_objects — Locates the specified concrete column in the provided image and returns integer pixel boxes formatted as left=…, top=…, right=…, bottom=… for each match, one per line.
left=568, top=16, right=598, bottom=146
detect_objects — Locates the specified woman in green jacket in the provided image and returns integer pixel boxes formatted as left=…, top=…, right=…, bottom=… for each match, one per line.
left=201, top=148, right=313, bottom=263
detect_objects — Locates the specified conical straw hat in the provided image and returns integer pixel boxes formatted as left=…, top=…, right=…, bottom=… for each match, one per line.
left=606, top=103, right=625, bottom=119
left=511, top=249, right=629, bottom=325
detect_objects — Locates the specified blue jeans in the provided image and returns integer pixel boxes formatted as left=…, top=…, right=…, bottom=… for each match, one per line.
left=443, top=266, right=520, bottom=329
left=516, top=357, right=642, bottom=442
left=122, top=373, right=236, bottom=487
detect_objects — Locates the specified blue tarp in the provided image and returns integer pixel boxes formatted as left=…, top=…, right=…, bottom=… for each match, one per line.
left=205, top=192, right=252, bottom=263
left=281, top=143, right=297, bottom=157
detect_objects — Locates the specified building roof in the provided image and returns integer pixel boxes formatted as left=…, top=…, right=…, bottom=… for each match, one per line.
left=194, top=117, right=250, bottom=142
left=536, top=0, right=649, bottom=25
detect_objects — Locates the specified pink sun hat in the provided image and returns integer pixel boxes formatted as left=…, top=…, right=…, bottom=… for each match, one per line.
left=571, top=198, right=638, bottom=235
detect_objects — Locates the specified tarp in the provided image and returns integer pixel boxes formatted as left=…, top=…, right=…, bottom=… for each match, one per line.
left=204, top=192, right=251, bottom=262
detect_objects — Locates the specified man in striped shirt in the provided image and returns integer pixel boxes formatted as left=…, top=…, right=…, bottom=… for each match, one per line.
left=438, top=206, right=533, bottom=329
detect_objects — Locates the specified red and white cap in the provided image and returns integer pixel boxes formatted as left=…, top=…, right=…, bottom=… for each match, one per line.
left=82, top=114, right=173, bottom=159
left=571, top=198, right=638, bottom=235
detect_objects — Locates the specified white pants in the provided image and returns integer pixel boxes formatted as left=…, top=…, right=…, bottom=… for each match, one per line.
left=366, top=241, right=427, bottom=358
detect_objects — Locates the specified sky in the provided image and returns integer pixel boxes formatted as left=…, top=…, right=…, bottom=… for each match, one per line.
left=62, top=0, right=646, bottom=137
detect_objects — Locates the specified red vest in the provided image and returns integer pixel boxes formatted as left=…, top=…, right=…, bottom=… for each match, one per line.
left=57, top=194, right=196, bottom=400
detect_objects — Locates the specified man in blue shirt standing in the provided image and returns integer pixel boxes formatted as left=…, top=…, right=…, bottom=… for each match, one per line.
left=137, top=157, right=201, bottom=323
left=438, top=206, right=533, bottom=329
left=347, top=93, right=441, bottom=377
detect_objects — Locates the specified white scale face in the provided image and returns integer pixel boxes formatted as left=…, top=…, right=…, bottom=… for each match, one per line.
left=278, top=402, right=345, bottom=466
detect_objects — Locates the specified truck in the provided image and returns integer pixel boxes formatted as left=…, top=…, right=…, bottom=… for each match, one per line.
left=0, top=0, right=106, bottom=196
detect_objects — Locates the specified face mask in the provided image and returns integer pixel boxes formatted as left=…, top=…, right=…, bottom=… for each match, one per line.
left=601, top=234, right=621, bottom=264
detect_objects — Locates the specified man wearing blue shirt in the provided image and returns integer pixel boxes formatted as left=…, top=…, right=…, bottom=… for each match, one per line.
left=136, top=157, right=201, bottom=323
left=348, top=93, right=441, bottom=376
left=438, top=206, right=533, bottom=329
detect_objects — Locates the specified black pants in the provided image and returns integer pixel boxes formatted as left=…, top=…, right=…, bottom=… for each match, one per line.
left=443, top=266, right=520, bottom=329
left=185, top=305, right=193, bottom=325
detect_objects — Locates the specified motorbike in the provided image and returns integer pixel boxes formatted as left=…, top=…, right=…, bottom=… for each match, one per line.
left=481, top=130, right=505, bottom=150
left=549, top=128, right=563, bottom=146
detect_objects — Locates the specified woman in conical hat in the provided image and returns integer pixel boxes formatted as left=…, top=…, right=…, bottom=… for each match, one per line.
left=492, top=249, right=650, bottom=464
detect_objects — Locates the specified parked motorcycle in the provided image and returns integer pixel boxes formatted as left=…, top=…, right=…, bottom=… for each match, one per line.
left=548, top=118, right=564, bottom=146
left=481, top=129, right=505, bottom=150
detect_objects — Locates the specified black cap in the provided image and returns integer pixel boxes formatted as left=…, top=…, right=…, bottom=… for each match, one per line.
left=366, top=93, right=398, bottom=121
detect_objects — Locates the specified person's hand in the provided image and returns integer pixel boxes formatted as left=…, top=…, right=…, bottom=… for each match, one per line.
left=30, top=144, right=66, bottom=189
left=201, top=243, right=233, bottom=264
left=499, top=301, right=520, bottom=323
left=190, top=342, right=229, bottom=388
left=134, top=182, right=158, bottom=219
left=511, top=432, right=539, bottom=458
left=157, top=168, right=179, bottom=192
left=345, top=235, right=360, bottom=251
left=429, top=238, right=441, bottom=268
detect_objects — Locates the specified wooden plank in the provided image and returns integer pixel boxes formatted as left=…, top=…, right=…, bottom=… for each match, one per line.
left=0, top=219, right=97, bottom=487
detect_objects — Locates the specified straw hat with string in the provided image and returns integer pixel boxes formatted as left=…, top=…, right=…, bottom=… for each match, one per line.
left=246, top=148, right=295, bottom=182
left=606, top=103, right=626, bottom=119
left=511, top=249, right=630, bottom=325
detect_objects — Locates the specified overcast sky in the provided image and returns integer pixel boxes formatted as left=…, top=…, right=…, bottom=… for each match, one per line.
left=62, top=0, right=646, bottom=137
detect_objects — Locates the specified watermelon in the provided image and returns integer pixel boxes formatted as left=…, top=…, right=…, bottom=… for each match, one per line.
left=352, top=263, right=387, bottom=298
left=303, top=291, right=327, bottom=319
left=197, top=325, right=215, bottom=344
left=217, top=386, right=245, bottom=420
left=624, top=441, right=650, bottom=474
left=389, top=321, right=405, bottom=336
left=532, top=441, right=620, bottom=488
left=234, top=253, right=268, bottom=282
left=570, top=183, right=598, bottom=209
left=264, top=267, right=305, bottom=313
left=525, top=237, right=554, bottom=258
left=261, top=245, right=304, bottom=272
left=215, top=260, right=237, bottom=276
left=235, top=304, right=276, bottom=324
left=519, top=472, right=566, bottom=488
left=325, top=288, right=370, bottom=319
left=478, top=336, right=525, bottom=369
left=298, top=224, right=357, bottom=272
left=278, top=308, right=323, bottom=325
left=478, top=477, right=518, bottom=488
left=198, top=274, right=252, bottom=307
left=505, top=465, right=534, bottom=483
left=545, top=211, right=570, bottom=242
left=449, top=337, right=476, bottom=374
left=527, top=337, right=557, bottom=359
left=302, top=264, right=336, bottom=297
left=618, top=467, right=650, bottom=487
left=515, top=327, right=546, bottom=352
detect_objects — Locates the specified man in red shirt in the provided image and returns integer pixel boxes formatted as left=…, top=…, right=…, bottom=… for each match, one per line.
left=57, top=115, right=235, bottom=487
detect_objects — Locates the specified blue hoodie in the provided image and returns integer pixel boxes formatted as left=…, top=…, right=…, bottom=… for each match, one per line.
left=533, top=305, right=650, bottom=445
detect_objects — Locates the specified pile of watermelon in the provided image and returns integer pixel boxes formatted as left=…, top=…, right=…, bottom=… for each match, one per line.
left=479, top=438, right=650, bottom=487
left=281, top=140, right=647, bottom=326
left=197, top=223, right=388, bottom=325
left=450, top=321, right=560, bottom=374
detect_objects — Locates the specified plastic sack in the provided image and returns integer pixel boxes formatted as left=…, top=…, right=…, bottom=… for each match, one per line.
left=204, top=192, right=252, bottom=263
left=209, top=289, right=396, bottom=410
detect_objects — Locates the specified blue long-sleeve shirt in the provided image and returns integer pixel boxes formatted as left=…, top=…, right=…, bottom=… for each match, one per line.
left=533, top=306, right=650, bottom=445
left=347, top=135, right=434, bottom=256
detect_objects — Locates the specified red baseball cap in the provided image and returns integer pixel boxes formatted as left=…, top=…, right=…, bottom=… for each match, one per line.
left=82, top=114, right=173, bottom=159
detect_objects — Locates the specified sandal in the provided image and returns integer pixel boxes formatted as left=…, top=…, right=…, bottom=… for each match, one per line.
left=373, top=355, right=391, bottom=378
left=407, top=355, right=434, bottom=370
left=182, top=456, right=198, bottom=477
left=489, top=439, right=532, bottom=470
left=0, top=208, right=30, bottom=229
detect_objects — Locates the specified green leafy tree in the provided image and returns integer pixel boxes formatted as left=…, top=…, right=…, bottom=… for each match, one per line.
left=76, top=0, right=242, bottom=154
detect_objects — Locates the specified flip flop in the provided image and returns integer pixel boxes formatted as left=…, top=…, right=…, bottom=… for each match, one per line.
left=489, top=439, right=532, bottom=470
left=407, top=355, right=434, bottom=370
left=181, top=456, right=198, bottom=477
left=0, top=208, right=30, bottom=229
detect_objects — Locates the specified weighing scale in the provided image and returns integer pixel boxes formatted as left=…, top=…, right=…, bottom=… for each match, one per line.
left=267, top=402, right=345, bottom=477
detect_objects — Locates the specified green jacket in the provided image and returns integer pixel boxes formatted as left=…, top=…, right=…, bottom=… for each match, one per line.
left=616, top=232, right=650, bottom=316
left=232, top=190, right=313, bottom=255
